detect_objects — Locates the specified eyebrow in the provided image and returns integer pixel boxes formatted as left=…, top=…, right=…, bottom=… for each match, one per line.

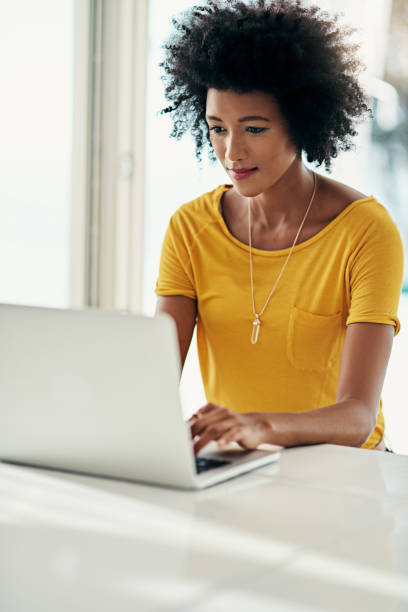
left=205, top=115, right=271, bottom=122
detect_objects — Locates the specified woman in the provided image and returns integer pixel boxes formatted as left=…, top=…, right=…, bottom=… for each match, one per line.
left=155, top=0, right=404, bottom=455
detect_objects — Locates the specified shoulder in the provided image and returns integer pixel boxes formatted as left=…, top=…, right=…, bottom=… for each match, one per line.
left=315, top=174, right=367, bottom=220
left=317, top=174, right=398, bottom=231
left=170, top=184, right=225, bottom=225
left=167, top=184, right=226, bottom=245
left=174, top=184, right=225, bottom=216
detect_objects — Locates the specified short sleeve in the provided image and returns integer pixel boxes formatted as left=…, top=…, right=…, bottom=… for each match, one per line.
left=346, top=213, right=404, bottom=335
left=155, top=214, right=197, bottom=299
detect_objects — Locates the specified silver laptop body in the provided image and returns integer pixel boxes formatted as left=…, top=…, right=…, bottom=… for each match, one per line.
left=0, top=304, right=280, bottom=489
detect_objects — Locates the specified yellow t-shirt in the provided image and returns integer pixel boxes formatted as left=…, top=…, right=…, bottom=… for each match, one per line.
left=155, top=184, right=404, bottom=449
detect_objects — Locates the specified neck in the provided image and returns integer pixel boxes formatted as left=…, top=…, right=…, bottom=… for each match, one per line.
left=248, top=161, right=316, bottom=230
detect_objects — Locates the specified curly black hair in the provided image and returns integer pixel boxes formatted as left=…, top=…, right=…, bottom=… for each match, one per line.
left=159, top=0, right=372, bottom=172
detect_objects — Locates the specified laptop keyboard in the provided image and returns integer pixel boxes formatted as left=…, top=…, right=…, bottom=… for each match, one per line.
left=195, top=456, right=231, bottom=474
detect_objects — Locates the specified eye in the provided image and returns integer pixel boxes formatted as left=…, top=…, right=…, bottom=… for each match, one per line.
left=209, top=126, right=225, bottom=134
left=246, top=127, right=267, bottom=134
left=208, top=126, right=268, bottom=135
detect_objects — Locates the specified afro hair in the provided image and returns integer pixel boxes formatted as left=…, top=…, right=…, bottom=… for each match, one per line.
left=159, top=0, right=372, bottom=171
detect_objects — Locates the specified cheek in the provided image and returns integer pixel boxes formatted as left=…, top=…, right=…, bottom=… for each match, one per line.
left=210, top=136, right=224, bottom=158
left=284, top=135, right=297, bottom=154
left=280, top=129, right=298, bottom=156
left=261, top=135, right=296, bottom=162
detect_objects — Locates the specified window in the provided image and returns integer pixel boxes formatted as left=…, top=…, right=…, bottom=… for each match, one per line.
left=0, top=0, right=74, bottom=307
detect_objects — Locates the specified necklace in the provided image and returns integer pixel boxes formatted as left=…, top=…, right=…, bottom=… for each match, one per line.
left=248, top=171, right=318, bottom=345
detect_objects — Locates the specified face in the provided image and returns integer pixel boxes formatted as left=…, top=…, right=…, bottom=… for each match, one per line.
left=205, top=88, right=299, bottom=197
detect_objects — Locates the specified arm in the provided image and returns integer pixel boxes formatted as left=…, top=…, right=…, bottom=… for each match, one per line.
left=156, top=295, right=197, bottom=373
left=191, top=322, right=395, bottom=453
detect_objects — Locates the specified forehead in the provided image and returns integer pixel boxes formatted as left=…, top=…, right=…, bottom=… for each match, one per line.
left=206, top=88, right=280, bottom=118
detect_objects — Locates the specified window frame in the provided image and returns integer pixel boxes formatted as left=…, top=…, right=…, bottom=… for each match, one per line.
left=70, top=0, right=148, bottom=311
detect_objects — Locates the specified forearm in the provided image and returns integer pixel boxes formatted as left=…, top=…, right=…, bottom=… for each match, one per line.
left=260, top=399, right=377, bottom=448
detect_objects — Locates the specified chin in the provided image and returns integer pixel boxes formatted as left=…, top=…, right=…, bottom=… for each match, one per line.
left=233, top=183, right=263, bottom=198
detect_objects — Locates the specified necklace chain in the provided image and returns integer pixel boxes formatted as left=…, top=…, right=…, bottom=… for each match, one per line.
left=248, top=171, right=318, bottom=345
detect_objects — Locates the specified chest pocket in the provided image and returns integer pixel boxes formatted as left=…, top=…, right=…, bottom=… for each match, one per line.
left=287, top=306, right=343, bottom=372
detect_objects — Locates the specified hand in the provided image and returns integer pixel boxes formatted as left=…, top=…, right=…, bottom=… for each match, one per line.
left=188, top=403, right=271, bottom=455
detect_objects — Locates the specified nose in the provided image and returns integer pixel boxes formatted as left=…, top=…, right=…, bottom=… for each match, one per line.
left=225, top=131, right=247, bottom=163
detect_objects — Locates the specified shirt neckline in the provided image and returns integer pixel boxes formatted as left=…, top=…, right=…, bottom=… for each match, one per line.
left=214, top=183, right=377, bottom=257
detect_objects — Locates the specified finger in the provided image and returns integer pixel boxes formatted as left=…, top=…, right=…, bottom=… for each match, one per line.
left=217, top=425, right=243, bottom=447
left=191, top=410, right=233, bottom=439
left=194, top=403, right=221, bottom=417
left=188, top=408, right=211, bottom=435
left=187, top=414, right=200, bottom=426
left=188, top=405, right=214, bottom=433
left=193, top=423, right=232, bottom=455
left=189, top=412, right=219, bottom=439
left=236, top=430, right=259, bottom=450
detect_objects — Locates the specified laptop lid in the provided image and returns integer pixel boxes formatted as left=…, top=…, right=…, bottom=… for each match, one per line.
left=0, top=304, right=198, bottom=488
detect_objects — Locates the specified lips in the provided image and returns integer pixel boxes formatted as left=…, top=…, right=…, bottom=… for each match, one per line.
left=230, top=167, right=257, bottom=173
left=229, top=167, right=258, bottom=180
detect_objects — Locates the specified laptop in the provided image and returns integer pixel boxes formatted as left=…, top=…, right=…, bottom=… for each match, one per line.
left=0, top=303, right=280, bottom=489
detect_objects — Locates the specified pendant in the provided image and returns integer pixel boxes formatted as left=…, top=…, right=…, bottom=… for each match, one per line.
left=251, top=315, right=261, bottom=345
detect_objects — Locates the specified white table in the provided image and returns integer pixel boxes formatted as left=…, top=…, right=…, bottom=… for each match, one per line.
left=1, top=444, right=407, bottom=612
